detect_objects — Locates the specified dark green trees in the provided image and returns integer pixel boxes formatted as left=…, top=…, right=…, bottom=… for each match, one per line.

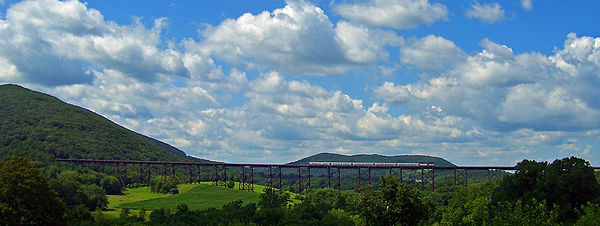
left=492, top=156, right=600, bottom=222
left=0, top=157, right=65, bottom=225
left=358, top=176, right=429, bottom=226
left=150, top=176, right=180, bottom=194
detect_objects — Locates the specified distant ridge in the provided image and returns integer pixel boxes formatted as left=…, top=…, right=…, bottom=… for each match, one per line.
left=0, top=84, right=206, bottom=163
left=289, top=153, right=455, bottom=167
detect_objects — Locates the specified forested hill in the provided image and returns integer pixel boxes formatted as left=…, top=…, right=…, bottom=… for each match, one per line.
left=0, top=84, right=203, bottom=162
left=289, top=153, right=455, bottom=167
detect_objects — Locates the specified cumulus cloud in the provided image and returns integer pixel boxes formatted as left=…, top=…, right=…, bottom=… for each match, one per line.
left=0, top=0, right=189, bottom=86
left=466, top=2, right=506, bottom=23
left=521, top=0, right=533, bottom=10
left=198, top=1, right=402, bottom=75
left=400, top=35, right=467, bottom=75
left=335, top=0, right=448, bottom=29
left=382, top=34, right=600, bottom=132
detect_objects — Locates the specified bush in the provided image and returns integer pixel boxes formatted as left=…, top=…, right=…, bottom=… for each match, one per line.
left=150, top=176, right=180, bottom=194
left=100, top=175, right=122, bottom=195
left=226, top=180, right=235, bottom=189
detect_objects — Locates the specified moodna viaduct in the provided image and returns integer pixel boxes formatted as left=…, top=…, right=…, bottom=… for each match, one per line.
left=56, top=159, right=600, bottom=192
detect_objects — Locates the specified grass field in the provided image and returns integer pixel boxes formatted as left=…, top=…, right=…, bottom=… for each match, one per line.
left=119, top=183, right=261, bottom=211
left=102, top=182, right=300, bottom=219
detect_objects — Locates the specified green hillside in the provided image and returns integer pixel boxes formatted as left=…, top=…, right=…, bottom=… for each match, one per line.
left=0, top=84, right=201, bottom=162
left=290, top=153, right=455, bottom=167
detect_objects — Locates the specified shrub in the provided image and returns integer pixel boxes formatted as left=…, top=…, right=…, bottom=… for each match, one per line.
left=150, top=176, right=180, bottom=194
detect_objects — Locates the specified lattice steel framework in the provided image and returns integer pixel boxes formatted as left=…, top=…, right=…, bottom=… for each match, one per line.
left=357, top=167, right=371, bottom=187
left=239, top=166, right=254, bottom=191
left=267, top=166, right=282, bottom=189
left=327, top=166, right=341, bottom=189
left=117, top=163, right=128, bottom=184
left=297, top=166, right=310, bottom=193
left=454, top=168, right=468, bottom=187
left=212, top=164, right=227, bottom=187
left=136, top=163, right=151, bottom=185
left=389, top=167, right=403, bottom=183
left=421, top=168, right=435, bottom=191
left=161, top=163, right=174, bottom=178
left=91, top=162, right=104, bottom=173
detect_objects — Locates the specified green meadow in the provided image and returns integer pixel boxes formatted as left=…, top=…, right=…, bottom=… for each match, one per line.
left=118, top=183, right=262, bottom=211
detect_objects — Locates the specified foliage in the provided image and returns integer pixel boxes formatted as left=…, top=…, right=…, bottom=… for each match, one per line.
left=63, top=204, right=94, bottom=226
left=226, top=180, right=235, bottom=189
left=100, top=175, right=123, bottom=195
left=358, top=176, right=429, bottom=226
left=0, top=157, right=65, bottom=225
left=492, top=156, right=600, bottom=222
left=258, top=188, right=290, bottom=209
left=439, top=180, right=498, bottom=225
left=150, top=176, right=180, bottom=194
left=119, top=183, right=261, bottom=211
left=575, top=202, right=600, bottom=225
left=0, top=84, right=196, bottom=162
left=489, top=199, right=559, bottom=225
left=49, top=170, right=108, bottom=211
left=291, top=152, right=455, bottom=166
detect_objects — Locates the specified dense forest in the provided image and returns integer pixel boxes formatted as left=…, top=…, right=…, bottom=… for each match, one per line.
left=0, top=84, right=200, bottom=163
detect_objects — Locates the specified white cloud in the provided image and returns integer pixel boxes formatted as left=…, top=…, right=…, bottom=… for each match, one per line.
left=466, top=2, right=506, bottom=23
left=374, top=82, right=412, bottom=105
left=384, top=34, right=600, bottom=132
left=198, top=1, right=402, bottom=75
left=400, top=35, right=466, bottom=74
left=335, top=0, right=448, bottom=29
left=521, top=0, right=533, bottom=10
left=3, top=0, right=600, bottom=165
left=0, top=0, right=190, bottom=86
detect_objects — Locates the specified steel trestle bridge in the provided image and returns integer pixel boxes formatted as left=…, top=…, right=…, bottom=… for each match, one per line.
left=56, top=159, right=600, bottom=192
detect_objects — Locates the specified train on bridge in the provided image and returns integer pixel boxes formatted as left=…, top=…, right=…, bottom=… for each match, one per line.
left=308, top=162, right=434, bottom=167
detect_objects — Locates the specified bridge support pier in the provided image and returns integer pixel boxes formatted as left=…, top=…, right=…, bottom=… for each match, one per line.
left=389, top=167, right=403, bottom=183
left=454, top=168, right=468, bottom=187
left=117, top=163, right=128, bottom=184
left=421, top=168, right=435, bottom=191
left=357, top=167, right=371, bottom=188
left=327, top=166, right=341, bottom=189
left=212, top=164, right=227, bottom=187
left=297, top=166, right=310, bottom=193
left=267, top=166, right=282, bottom=189
left=136, top=163, right=151, bottom=185
left=239, top=166, right=254, bottom=191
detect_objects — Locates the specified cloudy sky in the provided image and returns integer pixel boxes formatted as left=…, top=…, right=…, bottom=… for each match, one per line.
left=1, top=0, right=600, bottom=165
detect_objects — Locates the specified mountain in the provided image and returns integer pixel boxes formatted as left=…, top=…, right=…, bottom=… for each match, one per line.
left=289, top=153, right=455, bottom=167
left=0, top=84, right=203, bottom=162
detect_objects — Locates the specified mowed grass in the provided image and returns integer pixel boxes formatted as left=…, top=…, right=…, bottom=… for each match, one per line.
left=117, top=182, right=265, bottom=211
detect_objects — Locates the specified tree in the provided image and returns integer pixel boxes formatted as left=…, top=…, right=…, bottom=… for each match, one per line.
left=492, top=157, right=600, bottom=222
left=440, top=180, right=498, bottom=225
left=0, top=157, right=65, bottom=225
left=258, top=188, right=290, bottom=209
left=358, top=176, right=429, bottom=226
left=49, top=170, right=108, bottom=211
left=256, top=188, right=290, bottom=225
left=100, top=175, right=122, bottom=195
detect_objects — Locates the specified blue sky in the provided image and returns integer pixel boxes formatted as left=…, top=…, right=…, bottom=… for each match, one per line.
left=1, top=0, right=600, bottom=165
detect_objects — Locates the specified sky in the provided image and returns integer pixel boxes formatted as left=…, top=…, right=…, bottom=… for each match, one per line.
left=1, top=0, right=600, bottom=165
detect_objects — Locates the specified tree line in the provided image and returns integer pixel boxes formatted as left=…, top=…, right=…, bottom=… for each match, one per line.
left=1, top=156, right=599, bottom=225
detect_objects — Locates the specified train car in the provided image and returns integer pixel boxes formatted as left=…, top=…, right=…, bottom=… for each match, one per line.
left=309, top=162, right=434, bottom=167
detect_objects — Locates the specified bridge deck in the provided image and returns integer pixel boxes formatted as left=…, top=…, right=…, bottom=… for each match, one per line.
left=58, top=158, right=600, bottom=170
